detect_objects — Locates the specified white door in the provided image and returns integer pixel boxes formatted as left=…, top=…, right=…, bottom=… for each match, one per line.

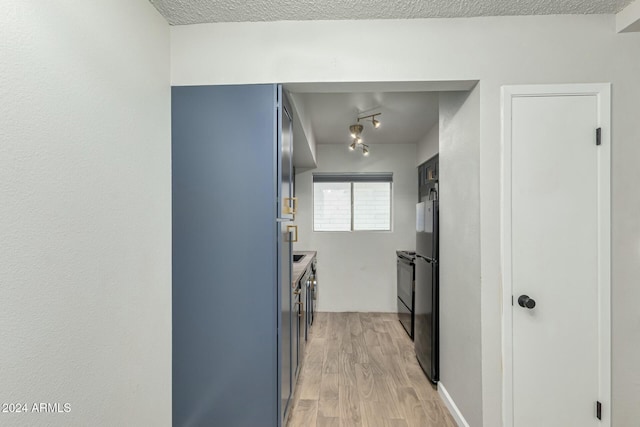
left=502, top=85, right=610, bottom=427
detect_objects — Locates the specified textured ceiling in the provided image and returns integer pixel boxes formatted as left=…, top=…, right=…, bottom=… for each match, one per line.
left=149, top=0, right=633, bottom=25
left=298, top=92, right=439, bottom=145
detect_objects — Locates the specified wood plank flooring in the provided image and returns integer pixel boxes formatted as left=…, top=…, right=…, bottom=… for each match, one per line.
left=286, top=312, right=457, bottom=427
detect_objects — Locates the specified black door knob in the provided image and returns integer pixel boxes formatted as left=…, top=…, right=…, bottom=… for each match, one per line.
left=518, top=295, right=536, bottom=309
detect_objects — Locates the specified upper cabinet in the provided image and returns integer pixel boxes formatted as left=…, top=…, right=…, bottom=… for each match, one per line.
left=287, top=92, right=317, bottom=171
left=280, top=89, right=295, bottom=220
left=419, top=154, right=439, bottom=200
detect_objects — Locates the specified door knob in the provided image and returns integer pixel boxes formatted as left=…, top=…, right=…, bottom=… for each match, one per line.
left=518, top=295, right=536, bottom=309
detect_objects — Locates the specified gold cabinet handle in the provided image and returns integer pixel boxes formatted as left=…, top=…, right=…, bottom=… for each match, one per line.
left=293, top=289, right=301, bottom=295
left=284, top=197, right=298, bottom=215
left=297, top=301, right=304, bottom=317
left=287, top=225, right=298, bottom=243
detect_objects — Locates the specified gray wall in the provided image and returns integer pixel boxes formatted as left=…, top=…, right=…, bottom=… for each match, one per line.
left=0, top=1, right=171, bottom=426
left=438, top=89, right=482, bottom=426
left=417, top=121, right=440, bottom=166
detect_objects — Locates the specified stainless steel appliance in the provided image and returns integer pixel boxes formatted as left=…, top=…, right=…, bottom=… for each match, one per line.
left=415, top=155, right=439, bottom=384
left=397, top=250, right=416, bottom=339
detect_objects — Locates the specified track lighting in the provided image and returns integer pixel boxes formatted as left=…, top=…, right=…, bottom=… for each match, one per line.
left=349, top=124, right=364, bottom=139
left=347, top=113, right=381, bottom=156
left=359, top=113, right=382, bottom=130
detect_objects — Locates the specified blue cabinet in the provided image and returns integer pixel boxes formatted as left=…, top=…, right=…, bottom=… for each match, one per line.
left=280, top=91, right=294, bottom=422
left=172, top=84, right=293, bottom=427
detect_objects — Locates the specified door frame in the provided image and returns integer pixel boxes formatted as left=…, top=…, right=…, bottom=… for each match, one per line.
left=500, top=84, right=611, bottom=427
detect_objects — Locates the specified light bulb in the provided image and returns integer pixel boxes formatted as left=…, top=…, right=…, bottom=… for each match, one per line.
left=356, top=137, right=363, bottom=144
left=373, top=119, right=380, bottom=129
left=349, top=141, right=356, bottom=151
left=363, top=147, right=369, bottom=156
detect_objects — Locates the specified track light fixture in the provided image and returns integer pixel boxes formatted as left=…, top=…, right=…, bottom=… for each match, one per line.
left=349, top=124, right=363, bottom=139
left=347, top=112, right=381, bottom=156
left=359, top=113, right=382, bottom=129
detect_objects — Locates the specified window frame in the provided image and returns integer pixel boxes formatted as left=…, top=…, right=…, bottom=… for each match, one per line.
left=312, top=174, right=393, bottom=233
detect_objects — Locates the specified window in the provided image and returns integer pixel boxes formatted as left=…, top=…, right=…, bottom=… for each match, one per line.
left=313, top=182, right=351, bottom=231
left=313, top=173, right=392, bottom=232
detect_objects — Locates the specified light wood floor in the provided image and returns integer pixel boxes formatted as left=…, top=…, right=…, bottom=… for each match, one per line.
left=286, top=312, right=457, bottom=427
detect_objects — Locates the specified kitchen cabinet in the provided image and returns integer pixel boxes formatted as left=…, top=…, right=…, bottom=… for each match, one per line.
left=288, top=251, right=317, bottom=401
left=419, top=154, right=439, bottom=200
left=293, top=269, right=309, bottom=378
left=172, top=84, right=294, bottom=427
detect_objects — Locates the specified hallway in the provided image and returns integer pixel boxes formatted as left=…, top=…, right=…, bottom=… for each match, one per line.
left=286, top=312, right=456, bottom=427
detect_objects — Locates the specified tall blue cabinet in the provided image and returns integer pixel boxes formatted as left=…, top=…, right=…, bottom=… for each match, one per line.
left=172, top=84, right=294, bottom=427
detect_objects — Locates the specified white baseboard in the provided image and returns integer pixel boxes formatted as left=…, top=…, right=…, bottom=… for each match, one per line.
left=438, top=382, right=470, bottom=427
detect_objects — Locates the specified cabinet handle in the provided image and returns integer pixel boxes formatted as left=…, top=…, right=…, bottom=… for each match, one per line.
left=284, top=197, right=298, bottom=215
left=293, top=289, right=301, bottom=295
left=287, top=225, right=298, bottom=243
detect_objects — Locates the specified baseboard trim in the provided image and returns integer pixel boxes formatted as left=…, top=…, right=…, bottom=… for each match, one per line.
left=438, top=382, right=470, bottom=427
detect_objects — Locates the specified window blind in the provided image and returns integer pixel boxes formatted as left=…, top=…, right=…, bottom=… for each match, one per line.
left=312, top=172, right=393, bottom=183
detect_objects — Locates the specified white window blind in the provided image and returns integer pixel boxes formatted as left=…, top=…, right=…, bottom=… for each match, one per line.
left=353, top=182, right=391, bottom=231
left=313, top=173, right=392, bottom=232
left=313, top=182, right=351, bottom=231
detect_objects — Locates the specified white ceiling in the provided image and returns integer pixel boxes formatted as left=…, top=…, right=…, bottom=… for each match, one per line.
left=149, top=0, right=632, bottom=25
left=296, top=91, right=439, bottom=146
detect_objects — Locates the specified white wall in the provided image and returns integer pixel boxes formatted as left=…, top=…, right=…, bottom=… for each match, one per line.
left=170, top=16, right=640, bottom=426
left=294, top=144, right=416, bottom=312
left=290, top=93, right=317, bottom=162
left=415, top=94, right=483, bottom=425
left=415, top=92, right=483, bottom=426
left=617, top=0, right=640, bottom=32
left=0, top=2, right=171, bottom=426
left=439, top=89, right=482, bottom=426
left=289, top=92, right=318, bottom=169
left=417, top=121, right=439, bottom=166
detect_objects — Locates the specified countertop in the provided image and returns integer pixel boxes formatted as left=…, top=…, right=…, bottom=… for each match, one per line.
left=292, top=251, right=317, bottom=286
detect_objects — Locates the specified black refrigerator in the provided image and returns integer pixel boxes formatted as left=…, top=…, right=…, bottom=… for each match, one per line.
left=415, top=195, right=439, bottom=384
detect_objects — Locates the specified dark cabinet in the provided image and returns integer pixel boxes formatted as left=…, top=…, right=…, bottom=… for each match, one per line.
left=292, top=271, right=309, bottom=380
left=280, top=92, right=295, bottom=423
left=289, top=259, right=318, bottom=401
left=419, top=154, right=439, bottom=200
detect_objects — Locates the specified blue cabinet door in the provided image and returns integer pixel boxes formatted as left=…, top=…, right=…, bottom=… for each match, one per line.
left=172, top=84, right=279, bottom=427
left=279, top=88, right=295, bottom=424
left=280, top=224, right=292, bottom=421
